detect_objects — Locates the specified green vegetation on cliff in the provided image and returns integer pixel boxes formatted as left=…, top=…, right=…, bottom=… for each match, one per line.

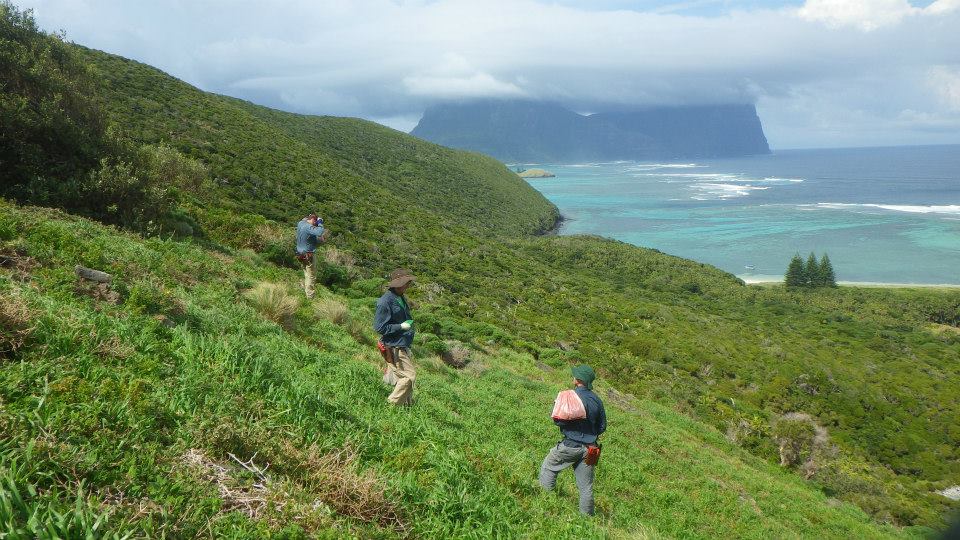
left=2, top=3, right=959, bottom=536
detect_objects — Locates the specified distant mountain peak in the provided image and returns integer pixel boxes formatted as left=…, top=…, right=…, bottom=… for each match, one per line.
left=411, top=100, right=770, bottom=162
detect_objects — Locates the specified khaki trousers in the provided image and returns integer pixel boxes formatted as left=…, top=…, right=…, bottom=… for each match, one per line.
left=300, top=256, right=315, bottom=298
left=387, top=348, right=415, bottom=406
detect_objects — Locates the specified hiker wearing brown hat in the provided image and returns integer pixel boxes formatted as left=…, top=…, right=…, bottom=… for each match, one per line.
left=373, top=269, right=417, bottom=406
left=295, top=213, right=329, bottom=298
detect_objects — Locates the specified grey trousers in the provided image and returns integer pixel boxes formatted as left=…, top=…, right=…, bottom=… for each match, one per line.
left=539, top=442, right=595, bottom=515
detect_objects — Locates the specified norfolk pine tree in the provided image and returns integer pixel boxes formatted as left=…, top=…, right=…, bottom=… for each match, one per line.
left=819, top=253, right=837, bottom=287
left=785, top=253, right=806, bottom=287
left=805, top=252, right=820, bottom=287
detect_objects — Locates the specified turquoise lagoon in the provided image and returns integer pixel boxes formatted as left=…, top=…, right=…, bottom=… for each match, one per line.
left=524, top=145, right=960, bottom=284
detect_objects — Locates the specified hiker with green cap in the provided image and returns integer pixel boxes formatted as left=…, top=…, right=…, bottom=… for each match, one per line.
left=373, top=269, right=417, bottom=406
left=539, top=364, right=607, bottom=515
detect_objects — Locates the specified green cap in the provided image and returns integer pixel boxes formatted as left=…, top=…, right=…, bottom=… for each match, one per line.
left=571, top=365, right=596, bottom=390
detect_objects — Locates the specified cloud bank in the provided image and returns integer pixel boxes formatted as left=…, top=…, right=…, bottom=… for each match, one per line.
left=18, top=0, right=960, bottom=148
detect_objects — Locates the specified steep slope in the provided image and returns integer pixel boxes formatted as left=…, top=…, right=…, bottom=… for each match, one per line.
left=81, top=49, right=559, bottom=244
left=1, top=10, right=958, bottom=533
left=0, top=201, right=908, bottom=539
left=410, top=100, right=770, bottom=162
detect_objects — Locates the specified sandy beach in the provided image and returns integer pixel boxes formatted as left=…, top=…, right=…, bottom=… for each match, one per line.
left=740, top=276, right=960, bottom=289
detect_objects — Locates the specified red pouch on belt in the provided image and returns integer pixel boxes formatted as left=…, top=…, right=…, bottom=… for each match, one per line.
left=585, top=444, right=601, bottom=466
left=376, top=340, right=395, bottom=364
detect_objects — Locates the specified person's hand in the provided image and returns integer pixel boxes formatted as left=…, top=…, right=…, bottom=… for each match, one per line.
left=400, top=320, right=413, bottom=330
left=320, top=229, right=330, bottom=242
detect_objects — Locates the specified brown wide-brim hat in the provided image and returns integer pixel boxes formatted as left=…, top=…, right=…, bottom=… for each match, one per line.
left=387, top=268, right=416, bottom=288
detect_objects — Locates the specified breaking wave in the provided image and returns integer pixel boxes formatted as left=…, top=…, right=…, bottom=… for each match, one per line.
left=812, top=203, right=960, bottom=215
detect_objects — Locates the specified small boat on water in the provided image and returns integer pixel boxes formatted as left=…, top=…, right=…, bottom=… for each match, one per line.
left=744, top=264, right=756, bottom=270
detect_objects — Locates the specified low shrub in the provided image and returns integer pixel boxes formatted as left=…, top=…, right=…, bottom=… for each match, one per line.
left=681, top=281, right=702, bottom=294
left=421, top=335, right=449, bottom=357
left=316, top=260, right=351, bottom=289
left=773, top=416, right=816, bottom=468
left=125, top=280, right=184, bottom=319
left=345, top=277, right=382, bottom=299
left=323, top=247, right=357, bottom=276
left=538, top=349, right=580, bottom=370
left=262, top=240, right=298, bottom=269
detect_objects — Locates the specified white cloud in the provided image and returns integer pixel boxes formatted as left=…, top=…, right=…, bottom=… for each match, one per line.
left=404, top=72, right=527, bottom=99
left=929, top=66, right=960, bottom=111
left=796, top=0, right=960, bottom=31
left=16, top=0, right=960, bottom=148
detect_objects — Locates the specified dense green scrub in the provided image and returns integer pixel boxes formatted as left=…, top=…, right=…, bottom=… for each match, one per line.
left=0, top=202, right=911, bottom=538
left=2, top=2, right=959, bottom=534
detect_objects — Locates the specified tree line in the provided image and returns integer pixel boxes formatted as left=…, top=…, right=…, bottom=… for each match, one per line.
left=785, top=252, right=836, bottom=288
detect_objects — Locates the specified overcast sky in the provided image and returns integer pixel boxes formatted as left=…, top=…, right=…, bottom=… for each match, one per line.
left=16, top=0, right=960, bottom=149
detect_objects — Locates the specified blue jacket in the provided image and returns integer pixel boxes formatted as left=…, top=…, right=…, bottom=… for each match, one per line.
left=555, top=386, right=606, bottom=446
left=296, top=219, right=325, bottom=254
left=373, top=289, right=414, bottom=348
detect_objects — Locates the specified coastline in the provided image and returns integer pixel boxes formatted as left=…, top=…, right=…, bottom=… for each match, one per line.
left=740, top=276, right=960, bottom=289
left=536, top=213, right=567, bottom=236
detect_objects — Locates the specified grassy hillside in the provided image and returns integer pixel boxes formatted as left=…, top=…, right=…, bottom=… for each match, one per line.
left=0, top=201, right=910, bottom=539
left=2, top=3, right=959, bottom=535
left=82, top=48, right=558, bottom=241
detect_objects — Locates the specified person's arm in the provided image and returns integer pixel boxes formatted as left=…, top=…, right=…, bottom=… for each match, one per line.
left=598, top=402, right=607, bottom=436
left=305, top=223, right=326, bottom=238
left=373, top=299, right=400, bottom=335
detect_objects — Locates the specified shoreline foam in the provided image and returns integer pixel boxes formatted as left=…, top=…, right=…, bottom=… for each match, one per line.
left=739, top=276, right=960, bottom=288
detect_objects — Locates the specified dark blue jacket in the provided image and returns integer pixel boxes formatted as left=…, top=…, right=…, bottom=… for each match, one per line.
left=296, top=219, right=325, bottom=254
left=373, top=289, right=414, bottom=348
left=555, top=386, right=606, bottom=446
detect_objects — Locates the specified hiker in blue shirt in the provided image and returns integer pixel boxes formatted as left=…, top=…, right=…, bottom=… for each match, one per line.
left=295, top=213, right=328, bottom=298
left=539, top=365, right=607, bottom=515
left=373, top=269, right=416, bottom=406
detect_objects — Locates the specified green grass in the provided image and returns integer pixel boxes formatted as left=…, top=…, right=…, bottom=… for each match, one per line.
left=0, top=201, right=913, bottom=538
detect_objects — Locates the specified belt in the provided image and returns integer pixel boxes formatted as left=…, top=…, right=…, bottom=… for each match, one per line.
left=560, top=439, right=587, bottom=448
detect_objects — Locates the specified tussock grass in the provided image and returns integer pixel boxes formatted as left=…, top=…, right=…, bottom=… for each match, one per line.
left=0, top=291, right=34, bottom=357
left=243, top=282, right=299, bottom=329
left=441, top=340, right=471, bottom=369
left=0, top=243, right=36, bottom=280
left=315, top=297, right=350, bottom=326
left=281, top=442, right=407, bottom=533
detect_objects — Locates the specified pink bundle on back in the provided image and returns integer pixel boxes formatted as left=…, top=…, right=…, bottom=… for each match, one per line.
left=552, top=389, right=587, bottom=420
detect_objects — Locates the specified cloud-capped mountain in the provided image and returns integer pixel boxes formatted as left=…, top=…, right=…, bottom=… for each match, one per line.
left=411, top=100, right=770, bottom=162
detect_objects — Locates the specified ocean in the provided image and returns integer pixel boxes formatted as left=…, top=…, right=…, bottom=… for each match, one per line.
left=523, top=144, right=960, bottom=285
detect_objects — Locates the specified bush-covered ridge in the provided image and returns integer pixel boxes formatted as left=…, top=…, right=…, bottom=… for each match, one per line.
left=0, top=200, right=908, bottom=538
left=2, top=3, right=959, bottom=533
left=80, top=47, right=559, bottom=239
